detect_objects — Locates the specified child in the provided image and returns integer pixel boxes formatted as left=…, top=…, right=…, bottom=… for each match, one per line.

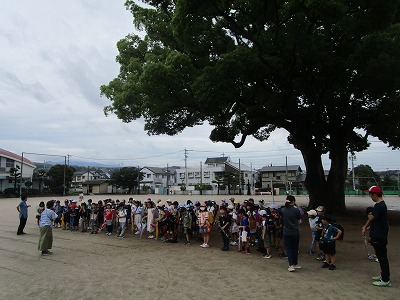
left=54, top=200, right=62, bottom=228
left=61, top=200, right=71, bottom=230
left=69, top=200, right=78, bottom=231
left=320, top=215, right=342, bottom=270
left=238, top=209, right=250, bottom=254
left=218, top=206, right=231, bottom=251
left=90, top=203, right=99, bottom=234
left=144, top=201, right=156, bottom=239
left=181, top=207, right=192, bottom=245
left=315, top=206, right=326, bottom=261
left=198, top=203, right=210, bottom=248
left=227, top=205, right=239, bottom=246
left=261, top=211, right=272, bottom=258
left=79, top=203, right=88, bottom=232
left=104, top=203, right=115, bottom=236
left=36, top=202, right=45, bottom=226
left=307, top=209, right=318, bottom=254
left=116, top=203, right=127, bottom=238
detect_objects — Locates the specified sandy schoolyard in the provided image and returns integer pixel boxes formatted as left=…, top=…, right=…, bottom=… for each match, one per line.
left=0, top=194, right=399, bottom=300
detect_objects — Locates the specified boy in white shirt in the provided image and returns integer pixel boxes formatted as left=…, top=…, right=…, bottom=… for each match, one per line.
left=116, top=204, right=127, bottom=238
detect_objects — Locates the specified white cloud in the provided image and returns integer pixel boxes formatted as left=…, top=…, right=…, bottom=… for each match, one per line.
left=0, top=0, right=398, bottom=172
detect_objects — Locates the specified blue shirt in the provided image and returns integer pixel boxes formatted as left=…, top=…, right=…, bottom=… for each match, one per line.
left=322, top=224, right=339, bottom=243
left=19, top=200, right=28, bottom=218
left=39, top=209, right=57, bottom=227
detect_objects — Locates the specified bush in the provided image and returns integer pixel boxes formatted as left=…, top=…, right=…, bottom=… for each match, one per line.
left=4, top=188, right=19, bottom=197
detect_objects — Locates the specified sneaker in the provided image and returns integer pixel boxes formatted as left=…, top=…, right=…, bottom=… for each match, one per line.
left=293, top=265, right=302, bottom=269
left=322, top=262, right=330, bottom=268
left=134, top=231, right=139, bottom=235
left=148, top=235, right=154, bottom=239
left=279, top=252, right=288, bottom=259
left=203, top=244, right=209, bottom=248
left=262, top=253, right=272, bottom=259
left=288, top=265, right=295, bottom=272
left=316, top=255, right=325, bottom=261
left=372, top=275, right=381, bottom=281
left=375, top=258, right=379, bottom=263
left=230, top=241, right=238, bottom=246
left=329, top=264, right=336, bottom=270
left=41, top=250, right=52, bottom=256
left=200, top=243, right=206, bottom=248
left=372, top=280, right=391, bottom=287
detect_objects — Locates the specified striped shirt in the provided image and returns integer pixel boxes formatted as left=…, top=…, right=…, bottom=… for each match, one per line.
left=39, top=209, right=57, bottom=227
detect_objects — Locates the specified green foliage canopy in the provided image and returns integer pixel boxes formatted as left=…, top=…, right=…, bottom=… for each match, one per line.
left=110, top=167, right=142, bottom=193
left=101, top=0, right=400, bottom=212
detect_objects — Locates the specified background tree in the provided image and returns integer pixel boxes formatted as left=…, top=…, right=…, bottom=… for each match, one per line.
left=353, top=164, right=380, bottom=191
left=212, top=174, right=225, bottom=195
left=33, top=169, right=47, bottom=193
left=101, top=0, right=400, bottom=213
left=110, top=166, right=142, bottom=194
left=46, top=164, right=75, bottom=195
left=8, top=166, right=21, bottom=190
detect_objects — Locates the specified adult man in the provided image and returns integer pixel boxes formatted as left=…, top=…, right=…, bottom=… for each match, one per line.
left=16, top=194, right=30, bottom=235
left=362, top=186, right=390, bottom=287
left=282, top=195, right=301, bottom=272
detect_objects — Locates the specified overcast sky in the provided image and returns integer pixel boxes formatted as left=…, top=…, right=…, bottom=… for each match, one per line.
left=1, top=0, right=398, bottom=171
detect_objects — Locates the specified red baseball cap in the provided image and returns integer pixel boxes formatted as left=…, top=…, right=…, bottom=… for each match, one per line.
left=364, top=186, right=383, bottom=194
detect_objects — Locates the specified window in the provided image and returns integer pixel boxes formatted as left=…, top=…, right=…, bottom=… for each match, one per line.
left=6, top=159, right=14, bottom=168
left=195, top=172, right=201, bottom=178
left=180, top=173, right=185, bottom=179
left=276, top=175, right=281, bottom=180
left=188, top=172, right=194, bottom=178
left=147, top=174, right=151, bottom=178
left=203, top=171, right=210, bottom=178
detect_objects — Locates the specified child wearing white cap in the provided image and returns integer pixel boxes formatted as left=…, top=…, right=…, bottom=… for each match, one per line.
left=307, top=209, right=318, bottom=254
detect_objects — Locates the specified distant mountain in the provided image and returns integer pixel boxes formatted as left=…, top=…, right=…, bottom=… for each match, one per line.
left=34, top=160, right=119, bottom=169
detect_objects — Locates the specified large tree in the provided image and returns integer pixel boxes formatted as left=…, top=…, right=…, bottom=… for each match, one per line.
left=46, top=164, right=75, bottom=195
left=110, top=167, right=143, bottom=194
left=101, top=0, right=400, bottom=213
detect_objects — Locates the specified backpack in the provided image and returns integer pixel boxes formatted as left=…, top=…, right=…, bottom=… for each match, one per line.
left=208, top=211, right=214, bottom=225
left=266, top=215, right=276, bottom=233
left=331, top=222, right=344, bottom=241
left=249, top=216, right=257, bottom=230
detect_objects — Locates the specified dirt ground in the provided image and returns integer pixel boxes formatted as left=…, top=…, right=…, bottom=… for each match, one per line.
left=0, top=194, right=399, bottom=300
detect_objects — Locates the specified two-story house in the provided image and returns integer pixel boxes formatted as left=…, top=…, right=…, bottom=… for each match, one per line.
left=0, top=148, right=36, bottom=193
left=258, top=165, right=303, bottom=191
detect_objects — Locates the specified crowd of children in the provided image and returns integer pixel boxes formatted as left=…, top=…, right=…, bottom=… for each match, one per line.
left=42, top=196, right=345, bottom=272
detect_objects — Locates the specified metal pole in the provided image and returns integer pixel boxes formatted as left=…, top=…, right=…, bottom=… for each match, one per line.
left=137, top=165, right=140, bottom=195
left=200, top=161, right=203, bottom=195
left=239, top=159, right=241, bottom=195
left=63, top=156, right=66, bottom=196
left=19, top=152, right=24, bottom=196
left=166, top=164, right=169, bottom=195
left=285, top=156, right=288, bottom=193
left=271, top=179, right=274, bottom=203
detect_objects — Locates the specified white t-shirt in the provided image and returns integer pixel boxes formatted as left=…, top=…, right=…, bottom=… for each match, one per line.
left=117, top=209, right=127, bottom=223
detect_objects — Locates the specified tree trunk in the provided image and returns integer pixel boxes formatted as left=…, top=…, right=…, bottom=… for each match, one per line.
left=297, top=137, right=347, bottom=214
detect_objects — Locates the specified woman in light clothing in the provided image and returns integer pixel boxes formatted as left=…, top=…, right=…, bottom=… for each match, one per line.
left=38, top=201, right=57, bottom=256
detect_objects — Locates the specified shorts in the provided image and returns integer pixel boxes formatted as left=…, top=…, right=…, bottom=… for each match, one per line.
left=199, top=226, right=207, bottom=234
left=263, top=233, right=271, bottom=248
left=322, top=241, right=336, bottom=255
left=184, top=227, right=191, bottom=234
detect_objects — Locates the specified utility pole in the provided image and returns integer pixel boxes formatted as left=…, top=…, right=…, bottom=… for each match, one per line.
left=184, top=148, right=188, bottom=188
left=166, top=164, right=169, bottom=195
left=239, top=158, right=241, bottom=195
left=200, top=161, right=203, bottom=195
left=137, top=165, right=140, bottom=195
left=350, top=154, right=356, bottom=192
left=285, top=156, right=288, bottom=193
